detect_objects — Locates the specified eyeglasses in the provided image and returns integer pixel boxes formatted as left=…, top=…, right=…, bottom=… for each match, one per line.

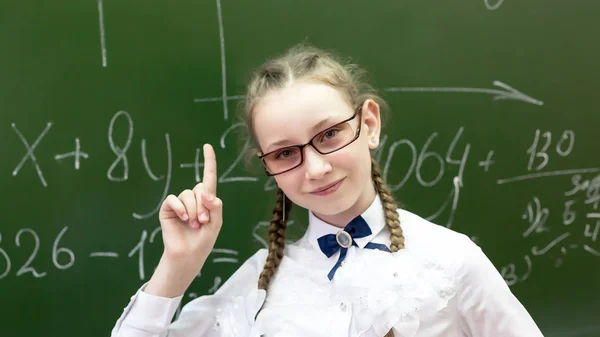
left=258, top=103, right=364, bottom=176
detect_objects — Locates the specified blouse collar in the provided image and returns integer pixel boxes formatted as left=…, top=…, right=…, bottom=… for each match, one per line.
left=305, top=194, right=386, bottom=251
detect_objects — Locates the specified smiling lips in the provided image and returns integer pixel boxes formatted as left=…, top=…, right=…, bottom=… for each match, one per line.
left=310, top=178, right=345, bottom=196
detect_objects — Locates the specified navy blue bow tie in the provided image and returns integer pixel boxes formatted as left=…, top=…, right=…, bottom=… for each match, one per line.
left=317, top=215, right=390, bottom=280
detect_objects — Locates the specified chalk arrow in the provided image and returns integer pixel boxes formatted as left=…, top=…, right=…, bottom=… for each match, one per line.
left=384, top=80, right=544, bottom=106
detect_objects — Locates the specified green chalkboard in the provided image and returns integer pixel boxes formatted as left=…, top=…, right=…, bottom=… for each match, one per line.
left=1, top=0, right=599, bottom=336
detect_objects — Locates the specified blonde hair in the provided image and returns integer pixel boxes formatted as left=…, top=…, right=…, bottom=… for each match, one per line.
left=242, top=44, right=405, bottom=336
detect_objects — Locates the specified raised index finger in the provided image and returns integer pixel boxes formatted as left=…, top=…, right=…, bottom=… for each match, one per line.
left=202, top=143, right=217, bottom=195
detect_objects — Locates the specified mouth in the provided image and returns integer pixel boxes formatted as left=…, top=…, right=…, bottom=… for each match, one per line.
left=310, top=178, right=345, bottom=196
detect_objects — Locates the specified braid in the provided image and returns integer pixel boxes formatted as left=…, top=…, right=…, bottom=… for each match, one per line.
left=383, top=330, right=396, bottom=337
left=257, top=188, right=291, bottom=290
left=372, top=157, right=402, bottom=337
left=371, top=157, right=405, bottom=252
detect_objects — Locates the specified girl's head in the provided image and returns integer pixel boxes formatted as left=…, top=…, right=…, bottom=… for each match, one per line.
left=240, top=43, right=404, bottom=291
left=244, top=44, right=385, bottom=222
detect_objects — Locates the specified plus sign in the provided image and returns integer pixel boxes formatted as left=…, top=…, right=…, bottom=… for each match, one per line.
left=55, top=138, right=89, bottom=170
left=478, top=150, right=495, bottom=172
left=180, top=148, right=204, bottom=183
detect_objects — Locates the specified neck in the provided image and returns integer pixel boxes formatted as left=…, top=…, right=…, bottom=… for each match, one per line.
left=313, top=181, right=377, bottom=228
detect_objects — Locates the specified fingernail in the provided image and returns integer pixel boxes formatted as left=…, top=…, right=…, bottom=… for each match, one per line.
left=182, top=213, right=189, bottom=221
left=200, top=213, right=209, bottom=222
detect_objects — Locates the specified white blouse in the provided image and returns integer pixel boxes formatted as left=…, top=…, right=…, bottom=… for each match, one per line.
left=111, top=195, right=544, bottom=337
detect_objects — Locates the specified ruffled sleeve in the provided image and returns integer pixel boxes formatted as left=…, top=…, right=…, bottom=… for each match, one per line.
left=111, top=249, right=267, bottom=337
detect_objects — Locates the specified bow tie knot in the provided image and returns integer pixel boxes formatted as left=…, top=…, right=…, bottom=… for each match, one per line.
left=317, top=215, right=380, bottom=280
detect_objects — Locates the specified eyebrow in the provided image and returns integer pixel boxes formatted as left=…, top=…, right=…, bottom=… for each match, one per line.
left=312, top=116, right=334, bottom=132
left=265, top=116, right=337, bottom=151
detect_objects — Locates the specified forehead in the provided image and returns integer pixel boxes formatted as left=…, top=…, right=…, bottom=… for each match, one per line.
left=253, top=81, right=353, bottom=150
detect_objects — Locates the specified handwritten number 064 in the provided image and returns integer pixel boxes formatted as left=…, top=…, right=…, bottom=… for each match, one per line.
left=383, top=132, right=446, bottom=191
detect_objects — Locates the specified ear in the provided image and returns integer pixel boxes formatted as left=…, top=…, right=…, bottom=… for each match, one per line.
left=362, top=99, right=382, bottom=150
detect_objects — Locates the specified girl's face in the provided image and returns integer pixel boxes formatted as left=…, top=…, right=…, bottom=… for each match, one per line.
left=253, top=81, right=382, bottom=225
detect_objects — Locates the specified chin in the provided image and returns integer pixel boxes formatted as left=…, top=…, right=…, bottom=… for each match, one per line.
left=305, top=193, right=358, bottom=216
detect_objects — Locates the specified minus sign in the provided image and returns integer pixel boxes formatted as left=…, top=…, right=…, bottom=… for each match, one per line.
left=90, top=252, right=119, bottom=258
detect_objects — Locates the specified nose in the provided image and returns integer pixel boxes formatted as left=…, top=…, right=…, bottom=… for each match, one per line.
left=303, top=146, right=332, bottom=180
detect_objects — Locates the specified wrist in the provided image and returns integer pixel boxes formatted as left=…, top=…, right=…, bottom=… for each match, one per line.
left=144, top=254, right=204, bottom=298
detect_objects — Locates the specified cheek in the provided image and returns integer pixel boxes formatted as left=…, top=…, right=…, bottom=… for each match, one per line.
left=338, top=141, right=372, bottom=174
left=274, top=172, right=302, bottom=196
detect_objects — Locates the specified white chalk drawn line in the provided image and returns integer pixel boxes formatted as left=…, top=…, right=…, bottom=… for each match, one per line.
left=485, top=0, right=504, bottom=11
left=218, top=123, right=258, bottom=183
left=521, top=196, right=550, bottom=238
left=426, top=175, right=462, bottom=229
left=384, top=81, right=543, bottom=106
left=149, top=226, right=162, bottom=243
left=97, top=0, right=107, bottom=67
left=194, top=81, right=541, bottom=107
left=497, top=168, right=600, bottom=185
left=208, top=276, right=222, bottom=294
left=12, top=122, right=53, bottom=187
left=180, top=148, right=204, bottom=183
left=55, top=138, right=89, bottom=170
left=212, top=248, right=238, bottom=255
left=107, top=111, right=133, bottom=182
left=90, top=252, right=119, bottom=258
left=478, top=150, right=495, bottom=172
left=141, top=139, right=164, bottom=182
left=133, top=133, right=172, bottom=220
left=194, top=95, right=244, bottom=103
left=583, top=245, right=600, bottom=257
left=587, top=213, right=600, bottom=219
left=212, top=257, right=239, bottom=264
left=211, top=248, right=239, bottom=263
left=216, top=0, right=228, bottom=120
left=531, top=232, right=571, bottom=256
left=128, top=230, right=148, bottom=280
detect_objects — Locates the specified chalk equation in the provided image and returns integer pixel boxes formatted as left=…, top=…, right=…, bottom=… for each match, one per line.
left=501, top=173, right=600, bottom=285
left=5, top=114, right=600, bottom=288
left=0, top=223, right=240, bottom=297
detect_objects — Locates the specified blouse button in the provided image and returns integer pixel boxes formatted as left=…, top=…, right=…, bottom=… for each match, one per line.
left=341, top=260, right=347, bottom=267
left=393, top=272, right=399, bottom=278
left=340, top=302, right=347, bottom=312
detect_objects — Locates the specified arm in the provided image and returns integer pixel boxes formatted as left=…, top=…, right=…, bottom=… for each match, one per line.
left=111, top=144, right=225, bottom=337
left=111, top=284, right=183, bottom=337
left=111, top=249, right=267, bottom=337
left=456, top=240, right=544, bottom=337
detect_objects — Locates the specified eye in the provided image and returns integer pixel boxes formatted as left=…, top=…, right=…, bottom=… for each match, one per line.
left=322, top=129, right=339, bottom=140
left=275, top=148, right=298, bottom=159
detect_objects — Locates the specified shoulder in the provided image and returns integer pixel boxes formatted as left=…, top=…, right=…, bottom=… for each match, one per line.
left=396, top=208, right=506, bottom=287
left=397, top=208, right=477, bottom=265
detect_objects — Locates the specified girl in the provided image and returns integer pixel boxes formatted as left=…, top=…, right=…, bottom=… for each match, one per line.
left=111, top=44, right=544, bottom=337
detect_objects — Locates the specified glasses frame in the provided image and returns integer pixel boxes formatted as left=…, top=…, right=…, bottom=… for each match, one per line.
left=257, top=102, right=364, bottom=176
